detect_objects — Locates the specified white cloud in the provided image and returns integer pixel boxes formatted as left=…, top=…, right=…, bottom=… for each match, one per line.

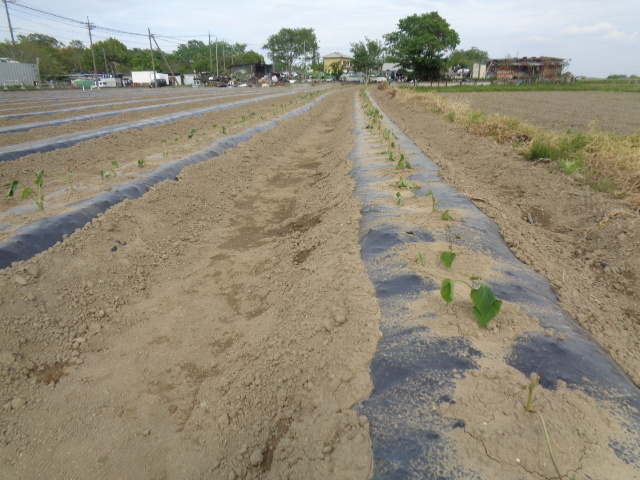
left=565, top=22, right=614, bottom=35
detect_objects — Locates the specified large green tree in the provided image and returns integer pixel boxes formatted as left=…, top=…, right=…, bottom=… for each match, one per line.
left=58, top=40, right=86, bottom=73
left=15, top=34, right=64, bottom=77
left=350, top=37, right=384, bottom=81
left=80, top=37, right=129, bottom=73
left=447, top=46, right=488, bottom=68
left=384, top=12, right=460, bottom=81
left=263, top=27, right=318, bottom=74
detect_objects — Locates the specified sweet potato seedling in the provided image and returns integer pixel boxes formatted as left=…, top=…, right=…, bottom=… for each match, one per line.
left=137, top=158, right=145, bottom=167
left=440, top=234, right=460, bottom=269
left=396, top=153, right=412, bottom=170
left=50, top=170, right=74, bottom=191
left=396, top=177, right=417, bottom=189
left=416, top=252, right=425, bottom=265
left=396, top=192, right=403, bottom=206
left=440, top=276, right=502, bottom=328
left=441, top=209, right=454, bottom=221
left=7, top=170, right=45, bottom=210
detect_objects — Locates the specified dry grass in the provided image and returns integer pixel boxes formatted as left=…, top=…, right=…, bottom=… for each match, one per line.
left=392, top=88, right=640, bottom=207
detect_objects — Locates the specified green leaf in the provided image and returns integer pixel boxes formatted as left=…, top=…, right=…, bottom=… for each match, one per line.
left=7, top=180, right=19, bottom=197
left=440, top=251, right=457, bottom=269
left=21, top=187, right=33, bottom=200
left=470, top=284, right=503, bottom=328
left=441, top=278, right=454, bottom=304
left=441, top=209, right=454, bottom=221
left=416, top=252, right=425, bottom=265
left=396, top=192, right=403, bottom=206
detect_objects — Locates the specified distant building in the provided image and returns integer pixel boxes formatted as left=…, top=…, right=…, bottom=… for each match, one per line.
left=323, top=53, right=353, bottom=73
left=0, top=61, right=39, bottom=86
left=229, top=63, right=274, bottom=79
left=486, top=57, right=565, bottom=81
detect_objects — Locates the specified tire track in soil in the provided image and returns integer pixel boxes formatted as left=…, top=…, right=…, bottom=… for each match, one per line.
left=0, top=88, right=381, bottom=479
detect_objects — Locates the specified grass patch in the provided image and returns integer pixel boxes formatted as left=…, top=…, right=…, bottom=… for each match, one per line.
left=413, top=82, right=640, bottom=94
left=395, top=88, right=640, bottom=206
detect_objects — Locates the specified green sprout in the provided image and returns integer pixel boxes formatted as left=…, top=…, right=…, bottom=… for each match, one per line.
left=6, top=170, right=45, bottom=210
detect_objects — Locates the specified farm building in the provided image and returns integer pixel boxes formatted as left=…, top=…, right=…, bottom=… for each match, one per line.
left=0, top=61, right=39, bottom=87
left=486, top=57, right=565, bottom=81
left=323, top=53, right=353, bottom=73
left=229, top=63, right=274, bottom=79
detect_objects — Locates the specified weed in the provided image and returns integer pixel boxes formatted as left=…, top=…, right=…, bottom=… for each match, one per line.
left=6, top=170, right=45, bottom=210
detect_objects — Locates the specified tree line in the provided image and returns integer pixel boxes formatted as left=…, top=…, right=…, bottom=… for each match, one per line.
left=1, top=12, right=489, bottom=81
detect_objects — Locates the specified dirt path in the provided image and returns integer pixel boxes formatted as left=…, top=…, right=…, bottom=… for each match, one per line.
left=0, top=87, right=380, bottom=479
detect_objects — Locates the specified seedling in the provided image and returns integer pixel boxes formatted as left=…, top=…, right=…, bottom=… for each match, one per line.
left=396, top=153, right=412, bottom=170
left=396, top=177, right=416, bottom=189
left=6, top=170, right=45, bottom=210
left=137, top=158, right=146, bottom=167
left=221, top=126, right=227, bottom=134
left=388, top=151, right=395, bottom=162
left=441, top=209, right=454, bottom=221
left=50, top=170, right=74, bottom=191
left=396, top=192, right=403, bottom=206
left=110, top=161, right=118, bottom=176
left=187, top=128, right=197, bottom=140
left=522, top=373, right=540, bottom=413
left=423, top=189, right=437, bottom=212
left=162, top=139, right=168, bottom=158
left=416, top=252, right=425, bottom=265
left=440, top=234, right=460, bottom=269
left=440, top=277, right=502, bottom=328
left=521, top=374, right=568, bottom=480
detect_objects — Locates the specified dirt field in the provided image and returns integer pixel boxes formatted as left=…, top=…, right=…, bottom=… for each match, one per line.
left=439, top=90, right=640, bottom=134
left=0, top=85, right=638, bottom=478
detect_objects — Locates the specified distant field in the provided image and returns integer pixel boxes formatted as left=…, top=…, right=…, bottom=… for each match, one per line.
left=437, top=91, right=640, bottom=135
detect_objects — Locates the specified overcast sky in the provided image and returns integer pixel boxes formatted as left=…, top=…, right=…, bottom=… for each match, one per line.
left=3, top=0, right=639, bottom=78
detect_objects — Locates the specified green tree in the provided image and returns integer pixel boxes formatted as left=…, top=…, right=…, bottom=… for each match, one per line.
left=15, top=34, right=64, bottom=77
left=447, top=46, right=488, bottom=68
left=174, top=40, right=210, bottom=72
left=350, top=37, right=384, bottom=82
left=263, top=27, right=318, bottom=74
left=59, top=40, right=86, bottom=73
left=384, top=12, right=460, bottom=81
left=327, top=61, right=344, bottom=81
left=80, top=37, right=129, bottom=73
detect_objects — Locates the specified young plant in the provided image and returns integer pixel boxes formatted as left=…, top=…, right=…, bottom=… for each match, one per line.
left=440, top=234, right=460, bottom=269
left=110, top=161, right=118, bottom=176
left=424, top=189, right=438, bottom=212
left=50, top=170, right=74, bottom=191
left=396, top=177, right=416, bottom=189
left=396, top=153, right=412, bottom=170
left=161, top=139, right=168, bottom=158
left=187, top=128, right=197, bottom=140
left=440, top=276, right=503, bottom=328
left=137, top=158, right=146, bottom=167
left=6, top=170, right=45, bottom=210
left=441, top=209, right=454, bottom=221
left=416, top=252, right=425, bottom=265
left=221, top=126, right=227, bottom=134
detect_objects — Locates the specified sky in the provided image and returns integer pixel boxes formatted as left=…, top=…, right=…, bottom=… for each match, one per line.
left=2, top=0, right=639, bottom=78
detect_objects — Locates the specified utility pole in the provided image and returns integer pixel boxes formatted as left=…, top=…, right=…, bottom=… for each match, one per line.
left=151, top=35, right=177, bottom=86
left=2, top=0, right=16, bottom=59
left=102, top=48, right=108, bottom=73
left=215, top=39, right=218, bottom=76
left=148, top=28, right=156, bottom=86
left=87, top=17, right=99, bottom=88
left=208, top=32, right=212, bottom=72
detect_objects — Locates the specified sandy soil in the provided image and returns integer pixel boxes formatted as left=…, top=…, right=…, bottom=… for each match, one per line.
left=0, top=85, right=638, bottom=478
